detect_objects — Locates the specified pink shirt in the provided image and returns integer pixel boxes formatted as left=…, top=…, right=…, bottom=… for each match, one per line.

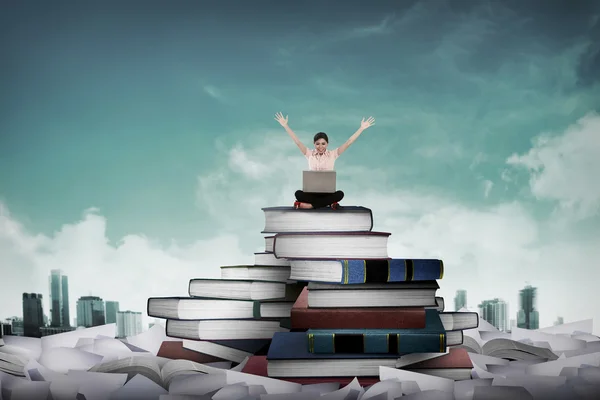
left=305, top=148, right=339, bottom=171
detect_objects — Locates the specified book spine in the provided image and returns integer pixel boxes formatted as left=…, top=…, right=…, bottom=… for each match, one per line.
left=307, top=332, right=446, bottom=354
left=340, top=259, right=444, bottom=284
left=290, top=309, right=426, bottom=329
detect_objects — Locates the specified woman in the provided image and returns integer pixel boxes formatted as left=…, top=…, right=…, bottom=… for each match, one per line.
left=274, top=112, right=375, bottom=209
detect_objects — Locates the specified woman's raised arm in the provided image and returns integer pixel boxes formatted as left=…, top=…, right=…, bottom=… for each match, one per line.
left=337, top=116, right=375, bottom=156
left=275, top=112, right=307, bottom=155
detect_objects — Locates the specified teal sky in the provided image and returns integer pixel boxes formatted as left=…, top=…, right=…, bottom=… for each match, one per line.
left=1, top=0, right=599, bottom=333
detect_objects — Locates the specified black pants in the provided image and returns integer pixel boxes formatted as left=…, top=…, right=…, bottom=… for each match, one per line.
left=295, top=190, right=344, bottom=209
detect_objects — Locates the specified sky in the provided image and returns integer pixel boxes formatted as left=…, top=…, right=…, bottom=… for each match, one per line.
left=1, top=0, right=599, bottom=334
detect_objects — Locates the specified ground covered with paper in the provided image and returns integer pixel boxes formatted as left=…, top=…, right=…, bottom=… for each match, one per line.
left=1, top=319, right=600, bottom=400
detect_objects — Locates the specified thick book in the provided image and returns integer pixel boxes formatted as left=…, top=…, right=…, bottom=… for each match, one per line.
left=290, top=287, right=427, bottom=329
left=306, top=281, right=439, bottom=308
left=306, top=310, right=447, bottom=354
left=438, top=311, right=479, bottom=331
left=264, top=236, right=274, bottom=252
left=289, top=258, right=443, bottom=284
left=220, top=265, right=292, bottom=283
left=262, top=206, right=373, bottom=233
left=188, top=279, right=303, bottom=301
left=147, top=297, right=293, bottom=320
left=273, top=231, right=391, bottom=260
left=254, top=252, right=290, bottom=266
left=244, top=348, right=473, bottom=382
left=166, top=318, right=289, bottom=340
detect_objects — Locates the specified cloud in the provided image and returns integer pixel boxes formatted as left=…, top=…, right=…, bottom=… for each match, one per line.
left=203, top=85, right=226, bottom=102
left=0, top=205, right=249, bottom=327
left=507, top=112, right=600, bottom=220
left=483, top=180, right=493, bottom=198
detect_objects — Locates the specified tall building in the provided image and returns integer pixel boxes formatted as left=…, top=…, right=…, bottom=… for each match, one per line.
left=22, top=293, right=44, bottom=338
left=49, top=270, right=70, bottom=327
left=478, top=298, right=508, bottom=332
left=454, top=290, right=467, bottom=311
left=61, top=274, right=70, bottom=327
left=105, top=301, right=120, bottom=324
left=554, top=316, right=564, bottom=326
left=116, top=310, right=143, bottom=338
left=76, top=296, right=106, bottom=327
left=517, top=285, right=539, bottom=330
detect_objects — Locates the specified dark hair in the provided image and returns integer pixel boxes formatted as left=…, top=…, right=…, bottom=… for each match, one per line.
left=313, top=132, right=329, bottom=143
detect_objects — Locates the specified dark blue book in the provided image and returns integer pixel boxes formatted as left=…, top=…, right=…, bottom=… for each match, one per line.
left=306, top=309, right=446, bottom=354
left=289, top=258, right=443, bottom=284
left=267, top=332, right=400, bottom=360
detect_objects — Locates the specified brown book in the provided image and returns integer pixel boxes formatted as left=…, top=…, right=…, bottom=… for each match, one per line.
left=241, top=348, right=473, bottom=384
left=156, top=341, right=225, bottom=364
left=291, top=287, right=426, bottom=329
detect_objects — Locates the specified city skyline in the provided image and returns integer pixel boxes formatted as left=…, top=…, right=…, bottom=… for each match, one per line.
left=1, top=1, right=599, bottom=334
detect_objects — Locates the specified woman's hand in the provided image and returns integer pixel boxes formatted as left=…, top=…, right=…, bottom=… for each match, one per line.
left=274, top=112, right=289, bottom=127
left=360, top=116, right=376, bottom=130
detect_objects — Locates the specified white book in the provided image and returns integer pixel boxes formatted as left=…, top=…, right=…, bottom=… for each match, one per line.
left=273, top=232, right=390, bottom=260
left=261, top=206, right=373, bottom=233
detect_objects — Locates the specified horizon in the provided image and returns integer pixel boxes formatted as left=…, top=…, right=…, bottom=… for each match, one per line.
left=1, top=0, right=599, bottom=335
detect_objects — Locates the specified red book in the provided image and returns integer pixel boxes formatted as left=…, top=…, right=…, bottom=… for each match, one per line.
left=291, top=287, right=426, bottom=329
left=157, top=341, right=226, bottom=363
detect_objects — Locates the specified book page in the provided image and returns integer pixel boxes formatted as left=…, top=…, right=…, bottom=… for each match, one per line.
left=379, top=366, right=454, bottom=393
left=41, top=324, right=117, bottom=350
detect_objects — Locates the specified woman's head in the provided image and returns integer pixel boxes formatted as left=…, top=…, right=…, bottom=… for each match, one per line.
left=313, top=132, right=329, bottom=153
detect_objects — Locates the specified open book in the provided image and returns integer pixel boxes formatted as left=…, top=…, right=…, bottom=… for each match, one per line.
left=88, top=355, right=226, bottom=389
left=457, top=336, right=558, bottom=361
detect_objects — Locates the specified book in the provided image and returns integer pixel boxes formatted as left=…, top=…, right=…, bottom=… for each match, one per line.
left=266, top=332, right=467, bottom=378
left=220, top=265, right=291, bottom=283
left=438, top=312, right=479, bottom=331
left=267, top=332, right=398, bottom=377
left=166, top=319, right=289, bottom=340
left=289, top=258, right=444, bottom=283
left=306, top=310, right=448, bottom=354
left=264, top=236, right=274, bottom=252
left=290, top=287, right=427, bottom=329
left=188, top=279, right=301, bottom=301
left=156, top=341, right=225, bottom=364
left=147, top=297, right=294, bottom=320
left=244, top=348, right=473, bottom=382
left=255, top=252, right=290, bottom=266
left=273, top=232, right=390, bottom=260
left=306, top=281, right=439, bottom=308
left=428, top=297, right=445, bottom=312
left=89, top=355, right=222, bottom=389
left=458, top=336, right=558, bottom=361
left=261, top=206, right=373, bottom=233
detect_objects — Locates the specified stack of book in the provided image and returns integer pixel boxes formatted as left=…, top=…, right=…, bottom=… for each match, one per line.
left=240, top=205, right=479, bottom=384
left=146, top=218, right=308, bottom=364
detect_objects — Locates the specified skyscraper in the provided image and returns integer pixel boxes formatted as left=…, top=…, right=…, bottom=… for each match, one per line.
left=454, top=290, right=467, bottom=311
left=61, top=274, right=70, bottom=327
left=22, top=293, right=44, bottom=337
left=48, top=270, right=70, bottom=327
left=76, top=296, right=106, bottom=327
left=517, top=285, right=539, bottom=330
left=116, top=310, right=143, bottom=337
left=478, top=298, right=508, bottom=332
left=105, top=301, right=120, bottom=324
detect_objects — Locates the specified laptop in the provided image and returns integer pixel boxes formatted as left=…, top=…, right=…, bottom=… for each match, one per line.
left=302, top=171, right=336, bottom=193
